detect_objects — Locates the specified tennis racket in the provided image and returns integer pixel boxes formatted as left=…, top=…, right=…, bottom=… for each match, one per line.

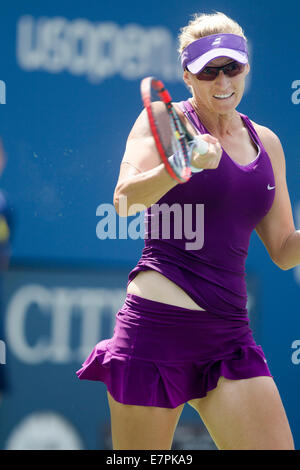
left=140, top=76, right=208, bottom=183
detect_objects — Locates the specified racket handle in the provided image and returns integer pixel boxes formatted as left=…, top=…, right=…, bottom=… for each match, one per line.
left=167, top=153, right=190, bottom=181
left=190, top=163, right=204, bottom=173
left=168, top=153, right=202, bottom=176
left=192, top=135, right=209, bottom=155
left=188, top=135, right=209, bottom=173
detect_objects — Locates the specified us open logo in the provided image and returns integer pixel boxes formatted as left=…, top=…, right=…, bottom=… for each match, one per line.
left=16, top=16, right=181, bottom=84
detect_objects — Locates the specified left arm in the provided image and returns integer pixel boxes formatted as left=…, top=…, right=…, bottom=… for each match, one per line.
left=253, top=123, right=300, bottom=270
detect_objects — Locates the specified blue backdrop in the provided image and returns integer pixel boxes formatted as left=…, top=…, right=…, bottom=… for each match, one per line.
left=0, top=0, right=299, bottom=450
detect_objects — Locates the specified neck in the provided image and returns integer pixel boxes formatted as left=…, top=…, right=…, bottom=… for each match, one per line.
left=189, top=97, right=241, bottom=138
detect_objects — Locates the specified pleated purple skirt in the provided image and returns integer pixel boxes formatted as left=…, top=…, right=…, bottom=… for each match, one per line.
left=76, top=293, right=272, bottom=408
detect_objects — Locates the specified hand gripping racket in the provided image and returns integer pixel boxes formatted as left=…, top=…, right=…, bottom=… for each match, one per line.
left=140, top=76, right=208, bottom=183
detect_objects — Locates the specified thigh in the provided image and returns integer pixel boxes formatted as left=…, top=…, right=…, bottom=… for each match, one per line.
left=107, top=391, right=184, bottom=450
left=188, top=376, right=294, bottom=450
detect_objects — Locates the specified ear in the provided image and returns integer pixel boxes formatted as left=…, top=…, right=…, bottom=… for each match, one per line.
left=183, top=68, right=192, bottom=87
left=245, top=62, right=250, bottom=76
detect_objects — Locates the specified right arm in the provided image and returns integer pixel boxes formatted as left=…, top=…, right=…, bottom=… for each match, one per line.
left=113, top=104, right=222, bottom=217
left=113, top=106, right=179, bottom=217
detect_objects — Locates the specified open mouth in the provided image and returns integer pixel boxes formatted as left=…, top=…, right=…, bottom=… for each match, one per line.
left=213, top=92, right=235, bottom=100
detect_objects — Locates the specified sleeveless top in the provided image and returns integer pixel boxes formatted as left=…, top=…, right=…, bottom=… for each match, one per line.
left=127, top=100, right=275, bottom=318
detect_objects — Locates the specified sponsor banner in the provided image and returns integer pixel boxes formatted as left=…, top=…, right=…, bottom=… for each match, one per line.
left=0, top=265, right=128, bottom=449
left=0, top=265, right=260, bottom=449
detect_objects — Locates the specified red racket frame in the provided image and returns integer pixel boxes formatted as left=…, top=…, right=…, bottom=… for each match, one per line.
left=141, top=77, right=191, bottom=183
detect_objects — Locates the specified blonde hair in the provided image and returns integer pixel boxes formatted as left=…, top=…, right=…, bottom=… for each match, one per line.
left=178, top=12, right=247, bottom=54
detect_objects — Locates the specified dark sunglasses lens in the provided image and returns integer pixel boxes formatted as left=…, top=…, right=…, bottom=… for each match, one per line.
left=195, top=61, right=245, bottom=81
left=195, top=68, right=218, bottom=81
left=225, top=62, right=245, bottom=76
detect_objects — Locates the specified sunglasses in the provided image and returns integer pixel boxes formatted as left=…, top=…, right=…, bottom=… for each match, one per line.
left=194, top=61, right=246, bottom=81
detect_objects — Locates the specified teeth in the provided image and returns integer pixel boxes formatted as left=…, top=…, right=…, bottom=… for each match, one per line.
left=214, top=93, right=233, bottom=98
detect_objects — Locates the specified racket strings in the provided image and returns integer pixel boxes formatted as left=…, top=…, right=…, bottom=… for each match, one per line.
left=142, top=76, right=193, bottom=183
left=165, top=102, right=192, bottom=179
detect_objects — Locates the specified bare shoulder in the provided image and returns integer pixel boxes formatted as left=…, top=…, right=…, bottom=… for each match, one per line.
left=173, top=101, right=189, bottom=122
left=249, top=119, right=286, bottom=172
left=250, top=119, right=282, bottom=148
left=127, top=101, right=169, bottom=141
left=127, top=108, right=151, bottom=141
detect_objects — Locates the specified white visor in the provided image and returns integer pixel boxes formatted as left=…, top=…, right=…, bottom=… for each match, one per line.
left=187, top=48, right=248, bottom=74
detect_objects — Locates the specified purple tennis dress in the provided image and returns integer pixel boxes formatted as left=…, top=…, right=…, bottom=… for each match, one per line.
left=76, top=100, right=275, bottom=408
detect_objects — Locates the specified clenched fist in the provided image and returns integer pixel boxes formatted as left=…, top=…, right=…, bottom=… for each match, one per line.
left=190, top=134, right=222, bottom=170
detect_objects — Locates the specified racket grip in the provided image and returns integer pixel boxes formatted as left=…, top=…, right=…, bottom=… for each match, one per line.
left=168, top=153, right=202, bottom=176
left=188, top=135, right=208, bottom=173
left=167, top=153, right=188, bottom=181
left=192, top=135, right=209, bottom=155
left=190, top=163, right=204, bottom=173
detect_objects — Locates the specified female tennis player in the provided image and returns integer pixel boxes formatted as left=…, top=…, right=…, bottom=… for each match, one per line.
left=77, top=12, right=298, bottom=450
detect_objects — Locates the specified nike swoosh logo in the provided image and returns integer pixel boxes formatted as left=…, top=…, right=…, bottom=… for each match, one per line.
left=267, top=184, right=276, bottom=190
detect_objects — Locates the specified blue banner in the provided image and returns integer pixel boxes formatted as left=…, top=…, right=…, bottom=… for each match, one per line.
left=0, top=266, right=260, bottom=450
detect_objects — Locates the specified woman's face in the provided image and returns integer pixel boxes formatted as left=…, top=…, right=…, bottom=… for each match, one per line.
left=183, top=56, right=250, bottom=114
